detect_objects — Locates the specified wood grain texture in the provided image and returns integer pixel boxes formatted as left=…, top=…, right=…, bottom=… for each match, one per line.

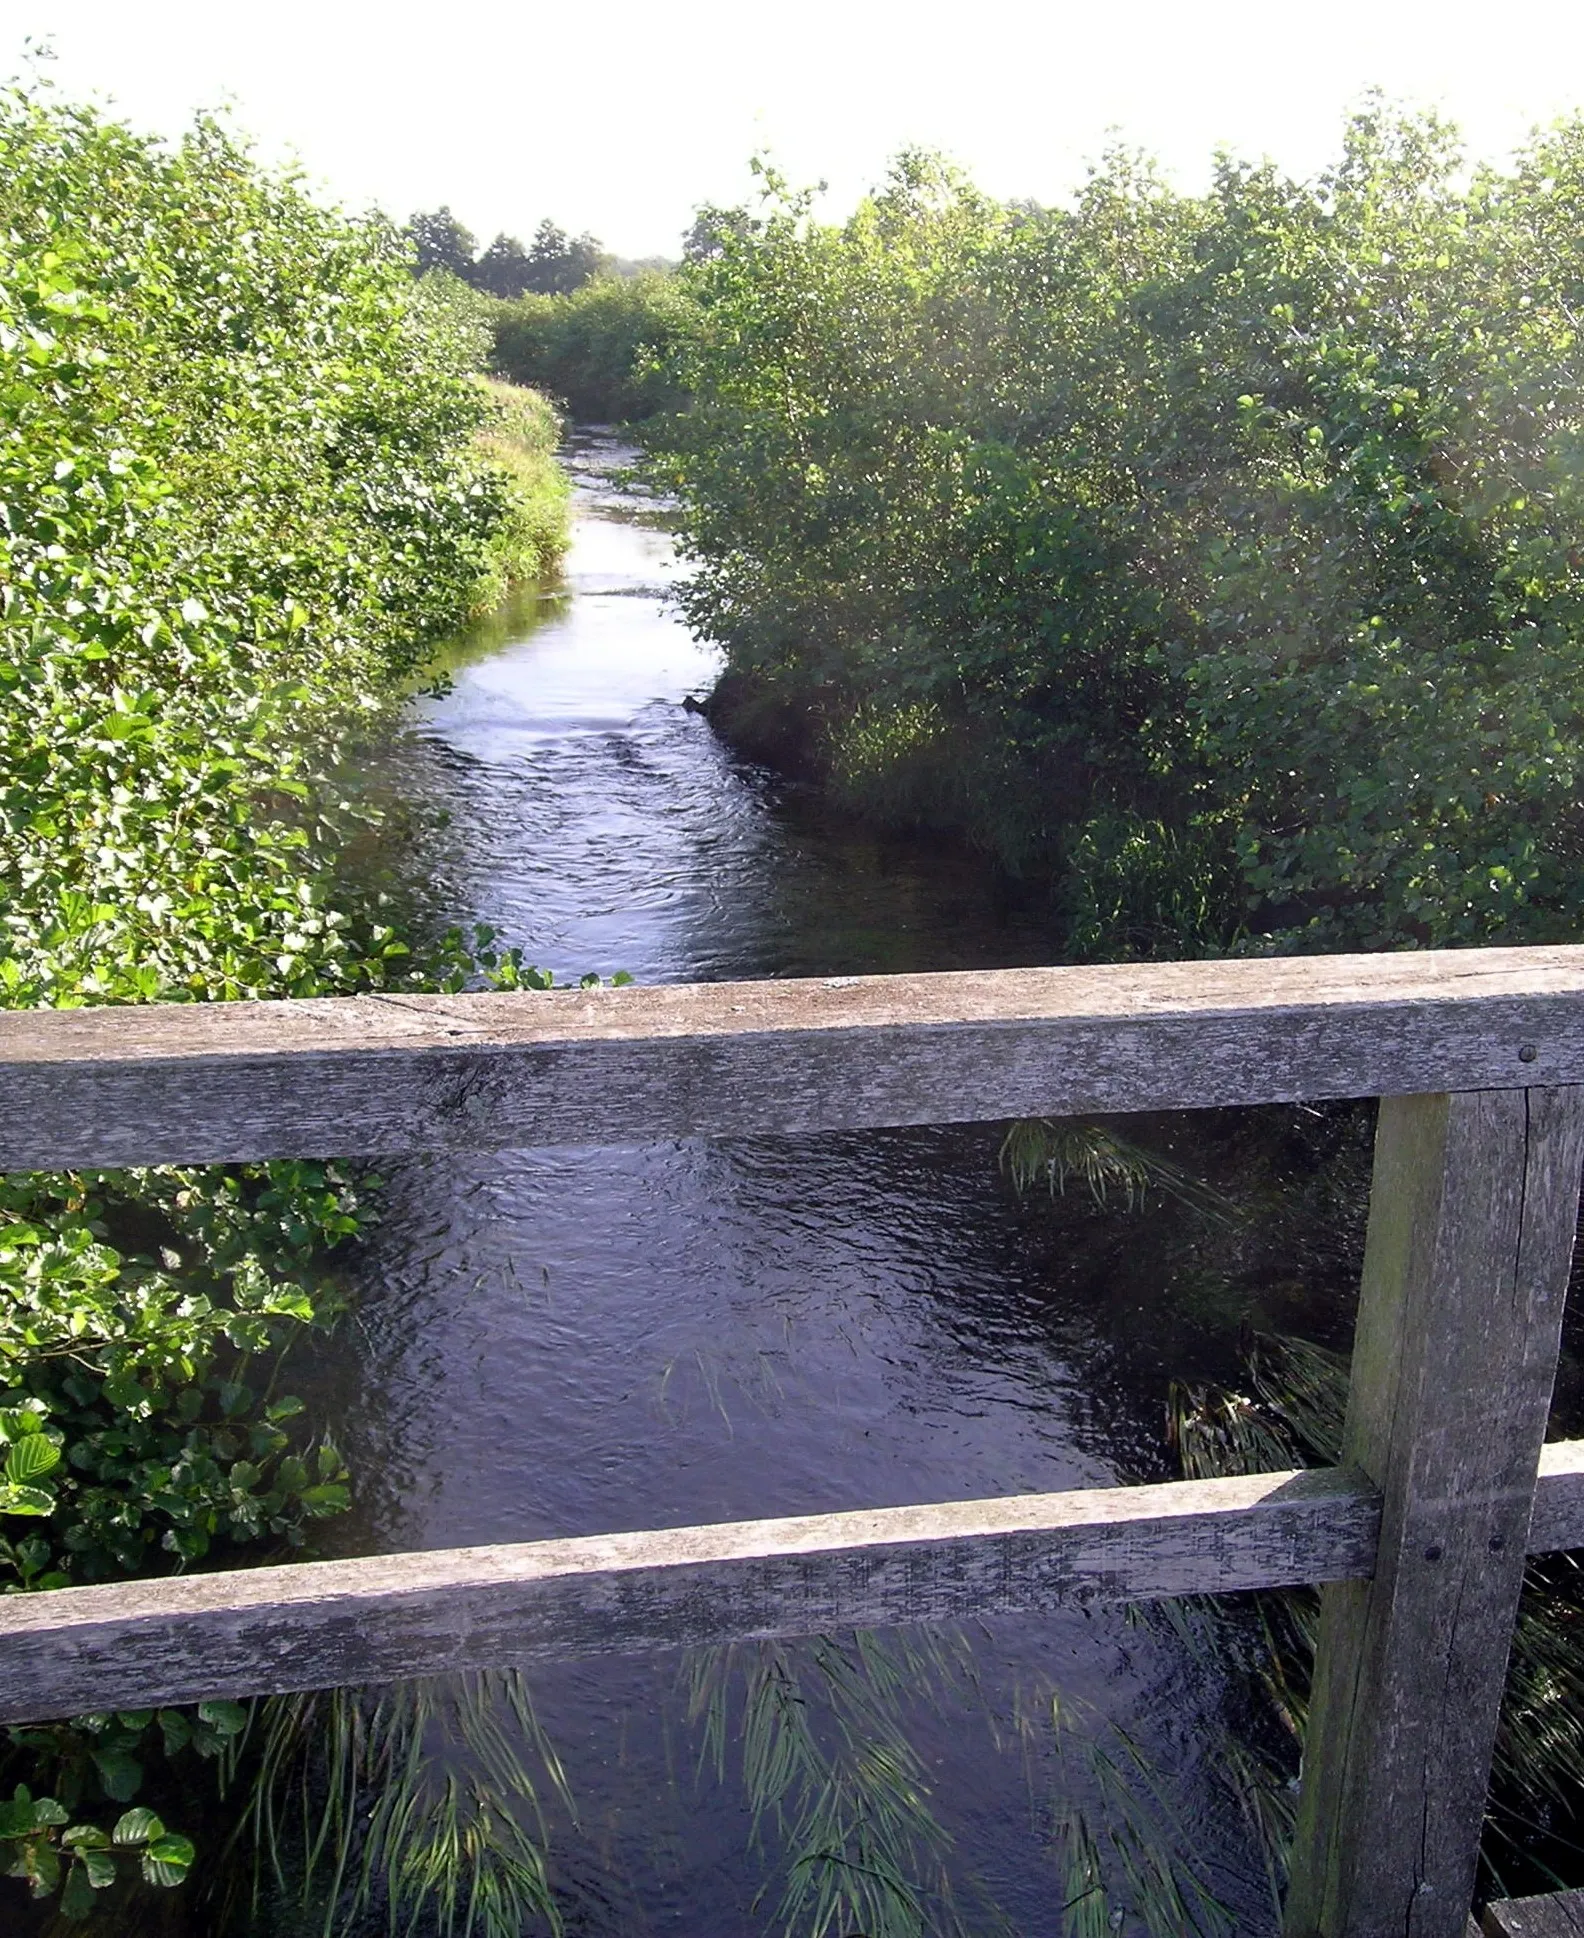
left=1524, top=1440, right=1584, bottom=1551
left=0, top=1466, right=1378, bottom=1724
left=6, top=947, right=1584, bottom=1167
left=1284, top=1088, right=1584, bottom=1938
left=5, top=1442, right=1582, bottom=1730
left=1482, top=1892, right=1584, bottom=1936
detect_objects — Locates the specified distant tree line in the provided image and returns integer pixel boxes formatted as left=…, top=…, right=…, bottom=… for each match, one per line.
left=408, top=205, right=610, bottom=297
left=404, top=205, right=697, bottom=422
left=490, top=271, right=693, bottom=422
left=403, top=198, right=786, bottom=423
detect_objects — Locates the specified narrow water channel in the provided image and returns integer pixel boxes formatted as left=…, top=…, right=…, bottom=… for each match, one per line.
left=307, top=435, right=1359, bottom=1935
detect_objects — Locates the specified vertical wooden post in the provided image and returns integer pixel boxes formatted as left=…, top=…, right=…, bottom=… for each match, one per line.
left=1284, top=1089, right=1584, bottom=1938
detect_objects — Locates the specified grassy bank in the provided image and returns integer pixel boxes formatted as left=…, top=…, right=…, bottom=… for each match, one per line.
left=0, top=84, right=566, bottom=1927
left=472, top=376, right=571, bottom=603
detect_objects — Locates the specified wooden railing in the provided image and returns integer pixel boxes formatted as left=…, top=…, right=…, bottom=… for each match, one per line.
left=8, top=944, right=1584, bottom=1937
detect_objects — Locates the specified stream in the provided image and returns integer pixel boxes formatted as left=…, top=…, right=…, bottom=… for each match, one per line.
left=306, top=434, right=1366, bottom=1936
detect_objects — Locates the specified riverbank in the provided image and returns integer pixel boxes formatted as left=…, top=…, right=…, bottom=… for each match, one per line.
left=471, top=377, right=574, bottom=603
left=0, top=88, right=570, bottom=1929
left=651, top=124, right=1584, bottom=962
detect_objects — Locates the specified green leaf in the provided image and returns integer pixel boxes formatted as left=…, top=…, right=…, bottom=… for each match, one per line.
left=9, top=1790, right=69, bottom=1821
left=110, top=1806, right=163, bottom=1848
left=27, top=1840, right=61, bottom=1898
left=0, top=1801, right=36, bottom=1839
left=157, top=1709, right=192, bottom=1755
left=91, top=1749, right=143, bottom=1803
left=140, top=1832, right=194, bottom=1887
left=78, top=1845, right=117, bottom=1890
left=60, top=1826, right=111, bottom=1849
left=195, top=1698, right=247, bottom=1736
left=143, top=1832, right=194, bottom=1867
left=59, top=1857, right=95, bottom=1918
left=4, top=1434, right=59, bottom=1485
left=0, top=1483, right=56, bottom=1517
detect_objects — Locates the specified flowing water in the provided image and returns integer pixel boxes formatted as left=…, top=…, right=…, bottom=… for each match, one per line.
left=307, top=434, right=1371, bottom=1936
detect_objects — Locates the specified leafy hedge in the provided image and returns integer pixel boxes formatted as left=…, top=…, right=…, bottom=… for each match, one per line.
left=490, top=270, right=692, bottom=422
left=0, top=86, right=566, bottom=1921
left=654, top=116, right=1584, bottom=955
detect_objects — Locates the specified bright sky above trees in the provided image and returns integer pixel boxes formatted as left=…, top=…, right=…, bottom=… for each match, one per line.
left=13, top=0, right=1584, bottom=257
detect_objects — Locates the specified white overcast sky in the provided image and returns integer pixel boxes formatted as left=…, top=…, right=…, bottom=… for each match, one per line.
left=11, top=1, right=1584, bottom=258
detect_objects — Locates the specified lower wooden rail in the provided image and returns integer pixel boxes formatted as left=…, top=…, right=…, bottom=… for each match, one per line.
left=1478, top=1891, right=1584, bottom=1936
left=3, top=1445, right=1583, bottom=1727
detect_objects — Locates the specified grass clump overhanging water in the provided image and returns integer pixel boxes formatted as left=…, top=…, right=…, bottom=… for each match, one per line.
left=0, top=79, right=568, bottom=1928
left=1164, top=1333, right=1584, bottom=1915
left=219, top=1672, right=571, bottom=1938
left=472, top=376, right=572, bottom=602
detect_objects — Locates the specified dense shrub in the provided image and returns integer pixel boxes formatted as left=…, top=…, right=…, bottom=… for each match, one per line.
left=653, top=117, right=1584, bottom=955
left=491, top=270, right=693, bottom=421
left=0, top=86, right=567, bottom=1920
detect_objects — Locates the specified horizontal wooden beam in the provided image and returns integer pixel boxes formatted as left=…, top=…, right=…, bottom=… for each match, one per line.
left=1525, top=1439, right=1584, bottom=1551
left=1480, top=1888, right=1584, bottom=1936
left=7, top=1445, right=1581, bottom=1724
left=9, top=1445, right=1581, bottom=1725
left=5, top=947, right=1584, bottom=1167
left=0, top=1465, right=1383, bottom=1722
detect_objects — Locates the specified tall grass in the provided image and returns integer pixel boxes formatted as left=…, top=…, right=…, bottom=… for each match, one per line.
left=998, top=1118, right=1239, bottom=1224
left=221, top=1671, right=570, bottom=1938
left=471, top=378, right=572, bottom=605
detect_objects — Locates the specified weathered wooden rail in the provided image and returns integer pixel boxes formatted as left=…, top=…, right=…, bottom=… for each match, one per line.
left=8, top=944, right=1584, bottom=1937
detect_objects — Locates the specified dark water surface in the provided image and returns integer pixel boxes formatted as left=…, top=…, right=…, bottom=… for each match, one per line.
left=307, top=435, right=1363, bottom=1936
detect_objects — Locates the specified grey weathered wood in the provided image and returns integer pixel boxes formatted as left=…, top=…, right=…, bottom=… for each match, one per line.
left=6, top=947, right=1584, bottom=1168
left=4, top=1436, right=1582, bottom=1731
left=1284, top=1088, right=1584, bottom=1938
left=1523, top=1438, right=1584, bottom=1551
left=9, top=954, right=1584, bottom=1925
left=0, top=1466, right=1379, bottom=1724
left=1482, top=1892, right=1584, bottom=1936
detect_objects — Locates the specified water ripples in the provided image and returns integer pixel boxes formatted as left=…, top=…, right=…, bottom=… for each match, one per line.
left=300, top=432, right=1278, bottom=1935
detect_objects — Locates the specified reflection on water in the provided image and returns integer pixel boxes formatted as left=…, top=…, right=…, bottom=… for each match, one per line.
left=305, top=432, right=1340, bottom=1934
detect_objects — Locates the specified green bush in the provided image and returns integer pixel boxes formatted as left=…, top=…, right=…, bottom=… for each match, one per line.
left=0, top=84, right=568, bottom=1923
left=491, top=270, right=693, bottom=421
left=654, top=119, right=1584, bottom=955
